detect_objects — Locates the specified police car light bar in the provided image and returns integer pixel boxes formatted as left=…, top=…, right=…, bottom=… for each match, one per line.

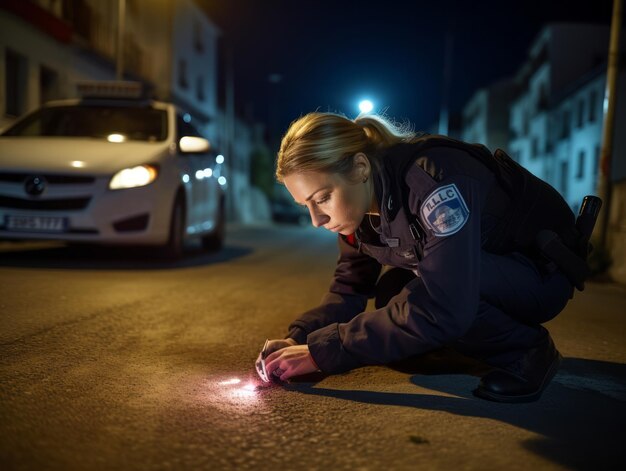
left=77, top=81, right=143, bottom=99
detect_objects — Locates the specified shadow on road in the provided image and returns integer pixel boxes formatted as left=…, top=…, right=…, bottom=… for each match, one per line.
left=286, top=354, right=626, bottom=470
left=0, top=242, right=253, bottom=270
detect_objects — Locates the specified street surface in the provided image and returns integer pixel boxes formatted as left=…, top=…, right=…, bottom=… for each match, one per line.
left=1, top=224, right=625, bottom=470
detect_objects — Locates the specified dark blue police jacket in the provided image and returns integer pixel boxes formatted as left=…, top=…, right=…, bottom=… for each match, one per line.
left=287, top=137, right=575, bottom=374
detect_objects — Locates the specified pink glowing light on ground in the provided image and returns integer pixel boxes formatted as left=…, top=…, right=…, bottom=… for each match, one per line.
left=213, top=377, right=264, bottom=402
left=191, top=375, right=272, bottom=414
left=231, top=382, right=258, bottom=399
left=218, top=378, right=242, bottom=386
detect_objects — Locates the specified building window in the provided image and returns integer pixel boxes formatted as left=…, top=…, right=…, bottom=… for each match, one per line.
left=127, top=0, right=140, bottom=15
left=589, top=89, right=597, bottom=122
left=522, top=111, right=529, bottom=135
left=61, top=0, right=92, bottom=40
left=595, top=145, right=601, bottom=177
left=577, top=98, right=585, bottom=128
left=560, top=109, right=571, bottom=139
left=576, top=150, right=586, bottom=179
left=40, top=65, right=60, bottom=105
left=537, top=85, right=549, bottom=112
left=178, top=59, right=188, bottom=89
left=531, top=137, right=540, bottom=158
left=193, top=21, right=204, bottom=53
left=39, top=0, right=63, bottom=16
left=560, top=161, right=569, bottom=196
left=196, top=76, right=205, bottom=102
left=5, top=49, right=28, bottom=117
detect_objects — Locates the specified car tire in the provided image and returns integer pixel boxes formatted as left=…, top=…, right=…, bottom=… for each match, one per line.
left=158, top=194, right=185, bottom=260
left=201, top=196, right=225, bottom=252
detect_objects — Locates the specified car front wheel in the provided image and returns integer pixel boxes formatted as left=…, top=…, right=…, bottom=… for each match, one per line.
left=158, top=195, right=185, bottom=260
left=201, top=196, right=225, bottom=251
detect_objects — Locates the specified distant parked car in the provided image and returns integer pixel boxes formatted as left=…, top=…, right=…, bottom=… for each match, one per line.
left=271, top=184, right=309, bottom=226
left=0, top=81, right=225, bottom=258
left=271, top=198, right=310, bottom=226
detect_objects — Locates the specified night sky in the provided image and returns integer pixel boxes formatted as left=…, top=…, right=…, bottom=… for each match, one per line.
left=200, top=0, right=614, bottom=141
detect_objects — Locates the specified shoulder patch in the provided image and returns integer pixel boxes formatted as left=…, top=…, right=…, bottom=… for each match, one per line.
left=420, top=183, right=470, bottom=237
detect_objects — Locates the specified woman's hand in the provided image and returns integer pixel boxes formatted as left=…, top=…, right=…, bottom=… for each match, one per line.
left=255, top=338, right=298, bottom=382
left=263, top=338, right=297, bottom=357
left=265, top=344, right=320, bottom=381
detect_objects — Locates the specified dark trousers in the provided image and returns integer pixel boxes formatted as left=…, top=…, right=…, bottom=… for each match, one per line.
left=374, top=251, right=574, bottom=367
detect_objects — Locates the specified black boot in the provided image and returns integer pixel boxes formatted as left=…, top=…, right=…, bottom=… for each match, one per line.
left=473, top=329, right=562, bottom=403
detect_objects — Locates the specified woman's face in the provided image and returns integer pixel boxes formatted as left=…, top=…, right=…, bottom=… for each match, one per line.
left=283, top=161, right=373, bottom=235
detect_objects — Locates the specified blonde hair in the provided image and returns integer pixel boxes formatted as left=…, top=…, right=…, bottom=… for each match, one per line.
left=275, top=112, right=415, bottom=182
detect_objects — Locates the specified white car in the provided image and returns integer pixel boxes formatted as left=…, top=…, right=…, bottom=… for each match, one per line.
left=0, top=85, right=225, bottom=258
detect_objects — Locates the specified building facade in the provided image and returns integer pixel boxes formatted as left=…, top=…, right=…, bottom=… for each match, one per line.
left=507, top=24, right=610, bottom=185
left=461, top=79, right=517, bottom=153
left=550, top=67, right=605, bottom=214
left=461, top=22, right=626, bottom=282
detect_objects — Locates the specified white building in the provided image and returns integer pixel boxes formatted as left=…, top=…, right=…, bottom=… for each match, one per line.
left=462, top=22, right=626, bottom=282
left=550, top=66, right=605, bottom=213
left=507, top=24, right=610, bottom=184
left=167, top=0, right=219, bottom=144
left=461, top=79, right=517, bottom=152
left=461, top=23, right=611, bottom=206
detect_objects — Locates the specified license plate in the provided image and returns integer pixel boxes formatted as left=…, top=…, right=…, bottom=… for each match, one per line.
left=5, top=215, right=68, bottom=232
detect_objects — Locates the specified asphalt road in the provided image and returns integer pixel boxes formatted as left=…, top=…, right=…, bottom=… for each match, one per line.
left=1, top=224, right=625, bottom=470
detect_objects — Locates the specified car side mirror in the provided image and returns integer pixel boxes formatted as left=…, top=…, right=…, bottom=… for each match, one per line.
left=179, top=136, right=210, bottom=154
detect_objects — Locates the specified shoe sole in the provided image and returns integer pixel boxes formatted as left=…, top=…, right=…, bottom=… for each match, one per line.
left=472, top=352, right=563, bottom=404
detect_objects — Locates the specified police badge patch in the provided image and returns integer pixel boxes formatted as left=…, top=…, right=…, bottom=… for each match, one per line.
left=420, top=184, right=470, bottom=237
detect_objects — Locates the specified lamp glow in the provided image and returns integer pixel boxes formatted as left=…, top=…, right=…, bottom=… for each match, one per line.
left=359, top=100, right=374, bottom=114
left=216, top=155, right=224, bottom=164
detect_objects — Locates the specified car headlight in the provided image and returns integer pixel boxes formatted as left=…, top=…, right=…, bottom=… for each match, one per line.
left=109, top=165, right=158, bottom=190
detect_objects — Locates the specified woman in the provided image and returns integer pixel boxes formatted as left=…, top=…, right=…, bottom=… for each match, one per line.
left=260, top=112, right=578, bottom=403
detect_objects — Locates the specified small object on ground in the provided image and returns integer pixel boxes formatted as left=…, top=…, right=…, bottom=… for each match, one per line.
left=409, top=435, right=430, bottom=445
left=255, top=339, right=270, bottom=382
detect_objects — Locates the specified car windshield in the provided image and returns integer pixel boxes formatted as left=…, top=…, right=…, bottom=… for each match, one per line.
left=1, top=105, right=168, bottom=142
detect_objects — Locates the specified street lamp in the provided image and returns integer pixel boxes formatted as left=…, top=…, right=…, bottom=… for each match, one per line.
left=359, top=99, right=374, bottom=114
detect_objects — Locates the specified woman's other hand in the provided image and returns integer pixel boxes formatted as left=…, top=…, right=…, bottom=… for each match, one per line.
left=263, top=338, right=297, bottom=357
left=265, top=344, right=320, bottom=381
left=254, top=338, right=297, bottom=381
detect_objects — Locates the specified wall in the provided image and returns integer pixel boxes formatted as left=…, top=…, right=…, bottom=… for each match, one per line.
left=0, top=9, right=115, bottom=130
left=169, top=0, right=218, bottom=131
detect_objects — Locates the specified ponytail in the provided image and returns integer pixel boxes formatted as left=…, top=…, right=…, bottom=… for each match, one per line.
left=276, top=112, right=416, bottom=182
left=353, top=114, right=416, bottom=150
